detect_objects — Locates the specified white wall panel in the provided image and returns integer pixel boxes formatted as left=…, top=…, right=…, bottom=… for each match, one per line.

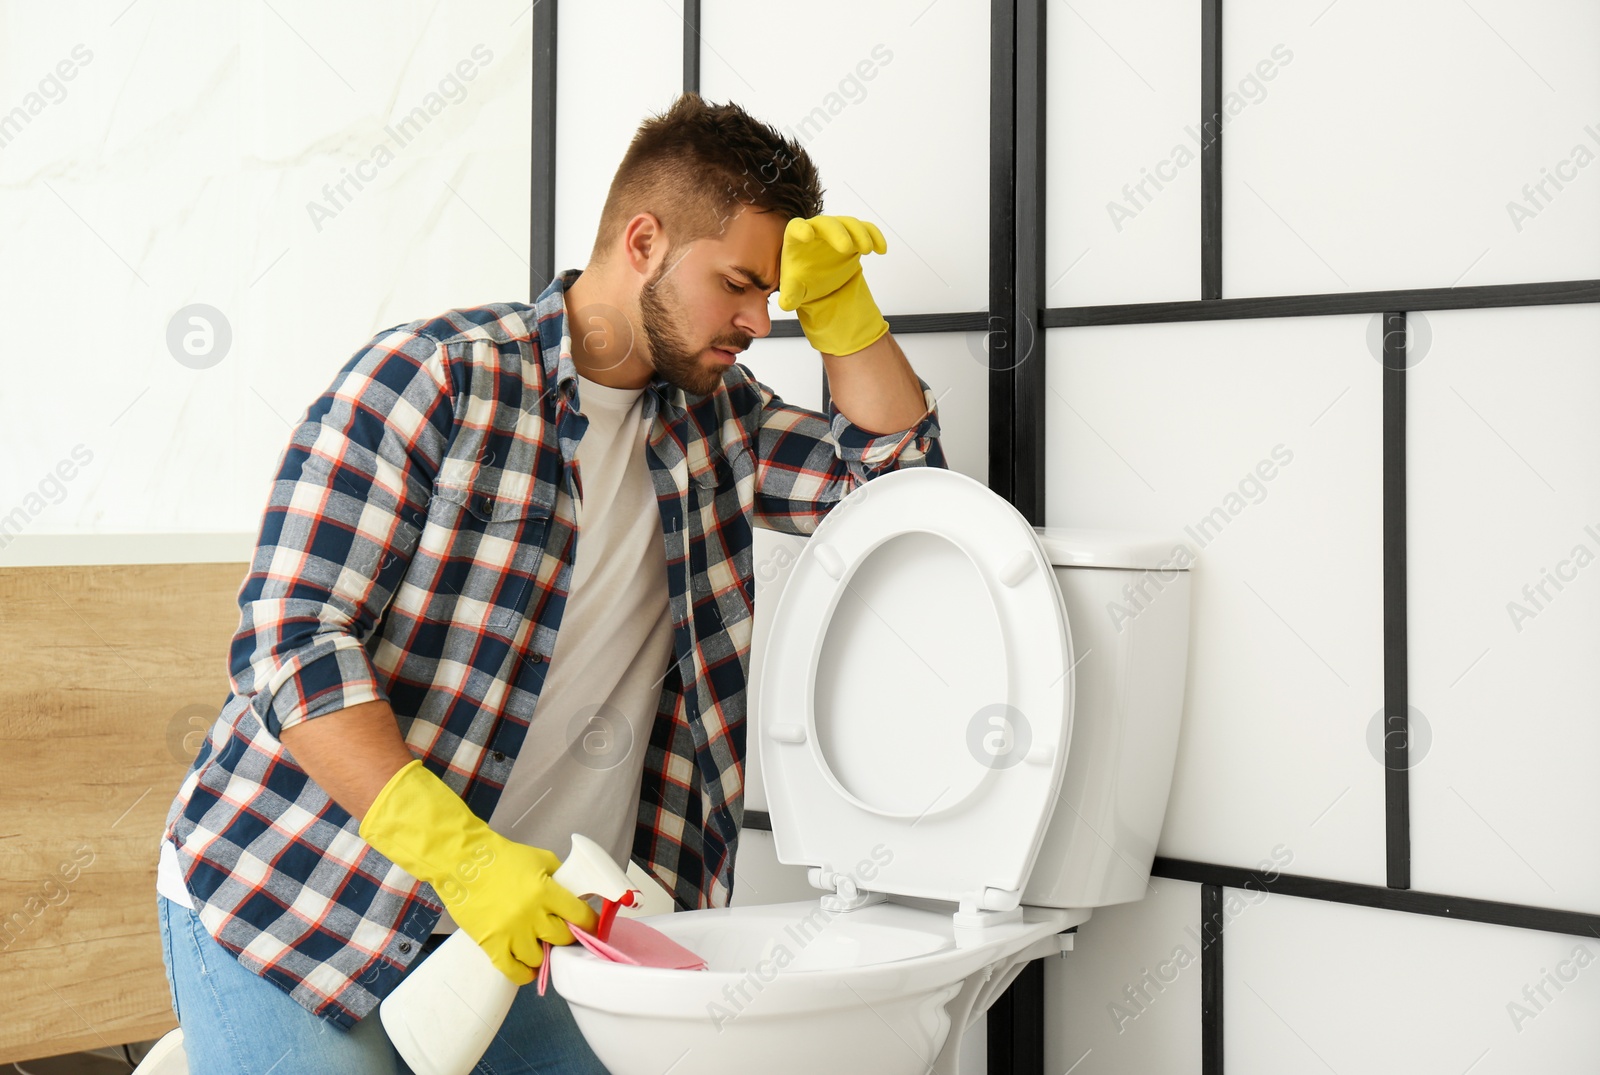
left=0, top=0, right=533, bottom=534
left=1044, top=319, right=1385, bottom=885
left=1045, top=0, right=1201, bottom=308
left=700, top=0, right=989, bottom=315
left=1225, top=0, right=1600, bottom=297
left=1229, top=894, right=1600, bottom=1073
left=553, top=0, right=684, bottom=272
left=739, top=334, right=824, bottom=416
left=1047, top=880, right=1204, bottom=1075
left=728, top=828, right=821, bottom=909
left=1409, top=304, right=1600, bottom=914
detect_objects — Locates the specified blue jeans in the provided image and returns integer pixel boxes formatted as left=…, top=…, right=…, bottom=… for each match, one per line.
left=158, top=895, right=611, bottom=1074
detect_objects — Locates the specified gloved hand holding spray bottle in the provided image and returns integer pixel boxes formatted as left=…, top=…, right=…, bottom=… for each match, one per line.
left=357, top=758, right=640, bottom=1075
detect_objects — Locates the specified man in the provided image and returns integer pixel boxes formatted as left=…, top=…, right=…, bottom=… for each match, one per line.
left=156, top=91, right=946, bottom=1072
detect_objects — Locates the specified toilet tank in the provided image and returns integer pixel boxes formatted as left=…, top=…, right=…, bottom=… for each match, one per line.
left=1021, top=528, right=1192, bottom=909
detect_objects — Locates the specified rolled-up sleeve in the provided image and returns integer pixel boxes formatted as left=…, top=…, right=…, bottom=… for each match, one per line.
left=748, top=372, right=946, bottom=535
left=230, top=327, right=455, bottom=740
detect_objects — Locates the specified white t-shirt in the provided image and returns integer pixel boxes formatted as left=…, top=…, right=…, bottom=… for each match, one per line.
left=158, top=368, right=674, bottom=929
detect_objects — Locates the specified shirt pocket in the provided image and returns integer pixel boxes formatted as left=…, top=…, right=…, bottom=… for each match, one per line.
left=686, top=445, right=755, bottom=635
left=424, top=479, right=555, bottom=642
left=688, top=442, right=753, bottom=495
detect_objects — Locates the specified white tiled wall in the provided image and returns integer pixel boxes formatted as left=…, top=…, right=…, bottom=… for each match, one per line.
left=1226, top=894, right=1600, bottom=1074
left=554, top=0, right=684, bottom=272
left=1222, top=0, right=1600, bottom=297
left=1408, top=303, right=1600, bottom=914
left=1047, top=879, right=1205, bottom=1075
left=1044, top=316, right=1386, bottom=887
left=1046, top=0, right=1203, bottom=308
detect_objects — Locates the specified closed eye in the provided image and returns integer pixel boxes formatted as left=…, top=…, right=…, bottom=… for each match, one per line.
left=724, top=279, right=746, bottom=294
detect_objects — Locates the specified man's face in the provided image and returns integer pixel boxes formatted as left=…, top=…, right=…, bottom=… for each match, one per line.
left=637, top=205, right=786, bottom=397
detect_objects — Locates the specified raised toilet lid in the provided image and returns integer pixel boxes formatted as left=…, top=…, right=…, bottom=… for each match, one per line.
left=757, top=467, right=1074, bottom=910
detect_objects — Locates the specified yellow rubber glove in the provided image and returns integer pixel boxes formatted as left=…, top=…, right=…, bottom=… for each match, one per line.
left=777, top=213, right=891, bottom=357
left=358, top=758, right=598, bottom=984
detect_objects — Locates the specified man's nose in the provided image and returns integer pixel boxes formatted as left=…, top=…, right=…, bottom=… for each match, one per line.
left=736, top=298, right=771, bottom=340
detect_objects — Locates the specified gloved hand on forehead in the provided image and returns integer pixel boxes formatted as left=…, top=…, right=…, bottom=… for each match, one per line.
left=777, top=213, right=891, bottom=358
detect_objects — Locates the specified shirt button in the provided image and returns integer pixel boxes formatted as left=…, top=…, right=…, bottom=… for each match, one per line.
left=493, top=751, right=506, bottom=762
left=399, top=941, right=412, bottom=953
left=479, top=496, right=494, bottom=513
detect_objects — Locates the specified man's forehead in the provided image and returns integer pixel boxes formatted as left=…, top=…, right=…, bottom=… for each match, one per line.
left=715, top=206, right=785, bottom=291
left=729, top=263, right=778, bottom=292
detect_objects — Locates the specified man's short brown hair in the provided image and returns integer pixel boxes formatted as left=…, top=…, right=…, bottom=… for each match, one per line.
left=591, top=92, right=825, bottom=263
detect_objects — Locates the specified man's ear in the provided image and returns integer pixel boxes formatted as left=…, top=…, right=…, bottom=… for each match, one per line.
left=622, top=212, right=664, bottom=277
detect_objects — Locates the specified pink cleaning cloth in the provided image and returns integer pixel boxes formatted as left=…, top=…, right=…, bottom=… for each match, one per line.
left=537, top=916, right=707, bottom=995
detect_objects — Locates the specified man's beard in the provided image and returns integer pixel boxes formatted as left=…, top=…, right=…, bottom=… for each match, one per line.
left=638, top=261, right=745, bottom=397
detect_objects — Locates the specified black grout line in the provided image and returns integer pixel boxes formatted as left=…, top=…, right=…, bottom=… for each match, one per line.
left=987, top=3, right=1039, bottom=1072
left=1197, top=8, right=1225, bottom=1067
left=747, top=818, right=1600, bottom=968
left=1155, top=858, right=1600, bottom=939
left=529, top=0, right=558, bottom=300
left=1200, top=0, right=1223, bottom=300
left=989, top=959, right=1046, bottom=1075
left=1012, top=0, right=1048, bottom=527
left=1384, top=312, right=1412, bottom=889
left=767, top=311, right=991, bottom=338
left=682, top=0, right=700, bottom=95
left=1046, top=278, right=1600, bottom=326
left=1201, top=884, right=1225, bottom=1075
left=988, top=0, right=1020, bottom=511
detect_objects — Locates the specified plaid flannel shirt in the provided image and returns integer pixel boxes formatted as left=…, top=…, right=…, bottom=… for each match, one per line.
left=160, top=267, right=946, bottom=1027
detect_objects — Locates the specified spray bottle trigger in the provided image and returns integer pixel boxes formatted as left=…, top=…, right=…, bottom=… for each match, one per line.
left=594, top=888, right=640, bottom=942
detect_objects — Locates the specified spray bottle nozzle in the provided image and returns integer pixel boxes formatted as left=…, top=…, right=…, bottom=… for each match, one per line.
left=550, top=834, right=640, bottom=943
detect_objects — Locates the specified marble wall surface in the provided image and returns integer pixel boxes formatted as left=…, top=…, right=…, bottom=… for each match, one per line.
left=0, top=0, right=536, bottom=555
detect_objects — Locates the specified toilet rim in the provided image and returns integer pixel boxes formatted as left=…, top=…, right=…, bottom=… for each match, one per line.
left=550, top=932, right=1006, bottom=1018
left=549, top=903, right=1083, bottom=1017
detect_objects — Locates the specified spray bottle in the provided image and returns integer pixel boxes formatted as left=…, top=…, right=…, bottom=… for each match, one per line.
left=379, top=832, right=640, bottom=1075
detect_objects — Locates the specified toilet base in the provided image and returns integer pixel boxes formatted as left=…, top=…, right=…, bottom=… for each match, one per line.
left=928, top=929, right=1077, bottom=1074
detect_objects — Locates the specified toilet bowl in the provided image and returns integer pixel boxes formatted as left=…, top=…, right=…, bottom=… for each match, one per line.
left=551, top=467, right=1191, bottom=1075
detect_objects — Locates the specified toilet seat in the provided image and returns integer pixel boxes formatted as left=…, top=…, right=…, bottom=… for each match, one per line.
left=758, top=467, right=1075, bottom=912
